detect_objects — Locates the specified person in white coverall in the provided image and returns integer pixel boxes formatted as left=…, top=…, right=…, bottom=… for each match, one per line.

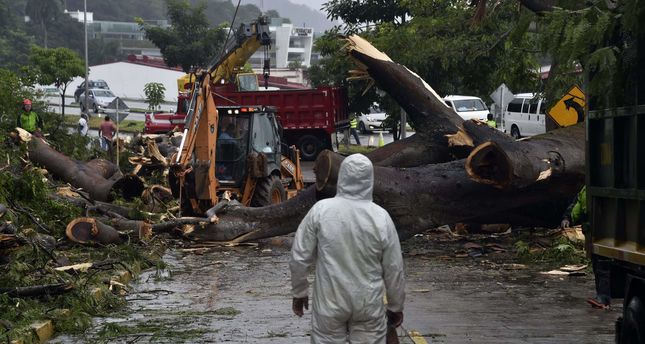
left=290, top=153, right=406, bottom=343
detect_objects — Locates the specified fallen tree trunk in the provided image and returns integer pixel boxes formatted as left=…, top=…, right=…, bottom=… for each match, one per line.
left=65, top=215, right=221, bottom=245
left=343, top=35, right=472, bottom=165
left=21, top=131, right=144, bottom=202
left=185, top=186, right=318, bottom=242
left=174, top=35, right=586, bottom=243
left=186, top=125, right=584, bottom=242
left=66, top=217, right=123, bottom=245
left=465, top=123, right=585, bottom=188
left=184, top=151, right=581, bottom=242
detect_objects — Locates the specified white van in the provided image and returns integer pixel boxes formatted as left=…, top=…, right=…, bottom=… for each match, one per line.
left=503, top=93, right=547, bottom=139
left=443, top=95, right=490, bottom=121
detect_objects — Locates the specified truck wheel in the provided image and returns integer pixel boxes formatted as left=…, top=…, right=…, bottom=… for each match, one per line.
left=251, top=174, right=286, bottom=207
left=298, top=135, right=322, bottom=161
left=511, top=125, right=521, bottom=140
left=621, top=295, right=645, bottom=344
left=358, top=121, right=368, bottom=134
left=93, top=103, right=99, bottom=113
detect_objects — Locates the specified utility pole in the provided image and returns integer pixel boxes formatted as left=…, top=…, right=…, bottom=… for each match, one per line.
left=83, top=0, right=89, bottom=114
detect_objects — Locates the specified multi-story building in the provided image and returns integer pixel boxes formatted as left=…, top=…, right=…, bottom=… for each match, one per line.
left=248, top=18, right=314, bottom=69
left=65, top=10, right=168, bottom=56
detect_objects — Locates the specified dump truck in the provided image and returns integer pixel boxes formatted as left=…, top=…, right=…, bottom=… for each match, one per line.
left=588, top=86, right=645, bottom=342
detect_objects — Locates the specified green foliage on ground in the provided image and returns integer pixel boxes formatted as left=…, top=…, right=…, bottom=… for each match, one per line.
left=0, top=238, right=166, bottom=342
left=0, top=68, right=167, bottom=343
left=514, top=236, right=588, bottom=267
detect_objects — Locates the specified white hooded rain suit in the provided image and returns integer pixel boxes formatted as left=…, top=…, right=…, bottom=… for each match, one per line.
left=290, top=153, right=406, bottom=343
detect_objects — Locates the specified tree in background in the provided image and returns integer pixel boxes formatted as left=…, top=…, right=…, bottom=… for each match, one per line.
left=144, top=82, right=166, bottom=112
left=0, top=0, right=35, bottom=71
left=28, top=47, right=84, bottom=117
left=138, top=0, right=227, bottom=73
left=526, top=0, right=643, bottom=107
left=0, top=69, right=37, bottom=129
left=312, top=0, right=538, bottom=137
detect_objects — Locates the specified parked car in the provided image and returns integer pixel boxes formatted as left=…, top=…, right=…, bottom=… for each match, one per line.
left=74, top=79, right=109, bottom=103
left=35, top=86, right=60, bottom=99
left=357, top=104, right=390, bottom=134
left=79, top=88, right=118, bottom=113
left=502, top=93, right=547, bottom=139
left=443, top=95, right=491, bottom=121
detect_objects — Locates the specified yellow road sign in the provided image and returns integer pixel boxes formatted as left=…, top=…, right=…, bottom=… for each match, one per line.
left=547, top=85, right=586, bottom=127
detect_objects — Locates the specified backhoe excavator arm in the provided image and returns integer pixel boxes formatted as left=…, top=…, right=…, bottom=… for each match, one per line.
left=173, top=16, right=272, bottom=212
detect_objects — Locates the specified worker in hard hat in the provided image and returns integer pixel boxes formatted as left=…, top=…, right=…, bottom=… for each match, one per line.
left=17, top=99, right=44, bottom=137
left=290, top=153, right=406, bottom=343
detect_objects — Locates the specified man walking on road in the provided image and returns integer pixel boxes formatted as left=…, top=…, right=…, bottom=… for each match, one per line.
left=99, top=116, right=116, bottom=156
left=290, top=153, right=406, bottom=343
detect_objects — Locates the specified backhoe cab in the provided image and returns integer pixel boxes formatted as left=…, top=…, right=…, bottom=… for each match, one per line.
left=169, top=105, right=304, bottom=216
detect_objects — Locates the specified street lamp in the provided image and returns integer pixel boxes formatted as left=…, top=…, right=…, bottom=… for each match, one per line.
left=83, top=0, right=88, bottom=114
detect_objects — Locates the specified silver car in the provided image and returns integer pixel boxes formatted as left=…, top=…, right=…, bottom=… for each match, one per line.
left=79, top=88, right=117, bottom=113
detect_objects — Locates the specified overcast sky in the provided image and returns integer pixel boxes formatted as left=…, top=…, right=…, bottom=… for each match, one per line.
left=283, top=0, right=326, bottom=12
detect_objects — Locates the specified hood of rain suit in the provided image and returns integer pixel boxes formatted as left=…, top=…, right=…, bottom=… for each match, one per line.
left=290, top=154, right=405, bottom=342
left=336, top=153, right=373, bottom=201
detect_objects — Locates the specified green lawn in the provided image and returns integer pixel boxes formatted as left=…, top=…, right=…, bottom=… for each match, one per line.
left=64, top=115, right=144, bottom=133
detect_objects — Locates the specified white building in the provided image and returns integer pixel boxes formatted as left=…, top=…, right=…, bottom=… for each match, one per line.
left=65, top=10, right=94, bottom=23
left=68, top=62, right=185, bottom=102
left=249, top=18, right=314, bottom=69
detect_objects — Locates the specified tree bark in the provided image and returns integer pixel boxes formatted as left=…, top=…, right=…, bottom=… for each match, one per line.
left=315, top=150, right=581, bottom=240
left=66, top=217, right=123, bottom=245
left=465, top=123, right=585, bottom=188
left=344, top=35, right=471, bottom=165
left=25, top=135, right=144, bottom=202
left=185, top=186, right=319, bottom=242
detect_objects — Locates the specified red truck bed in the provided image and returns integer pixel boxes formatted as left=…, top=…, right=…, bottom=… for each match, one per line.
left=144, top=86, right=348, bottom=160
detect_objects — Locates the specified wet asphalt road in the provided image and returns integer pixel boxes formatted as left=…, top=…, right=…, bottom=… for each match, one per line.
left=52, top=239, right=619, bottom=344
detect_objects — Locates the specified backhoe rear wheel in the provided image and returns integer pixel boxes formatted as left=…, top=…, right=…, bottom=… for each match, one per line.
left=251, top=174, right=287, bottom=207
